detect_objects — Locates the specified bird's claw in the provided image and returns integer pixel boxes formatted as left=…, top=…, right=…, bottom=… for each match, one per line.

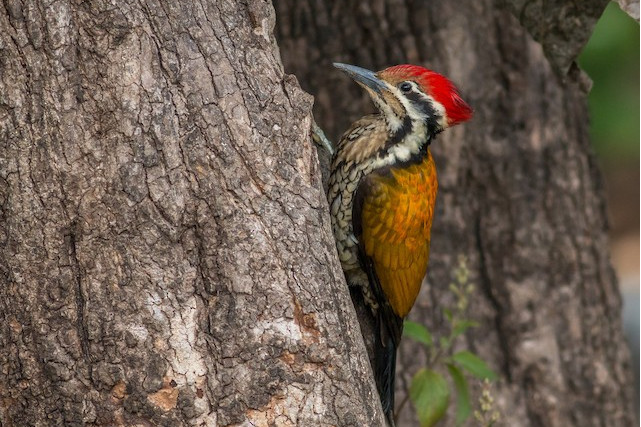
left=312, top=119, right=335, bottom=156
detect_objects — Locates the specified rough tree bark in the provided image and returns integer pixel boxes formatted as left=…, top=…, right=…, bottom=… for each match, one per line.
left=274, top=1, right=637, bottom=426
left=0, top=1, right=386, bottom=426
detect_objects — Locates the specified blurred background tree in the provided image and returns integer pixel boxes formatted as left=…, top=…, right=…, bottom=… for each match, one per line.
left=275, top=0, right=638, bottom=424
left=579, top=0, right=640, bottom=404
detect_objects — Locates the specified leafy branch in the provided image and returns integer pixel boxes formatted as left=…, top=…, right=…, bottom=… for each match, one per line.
left=402, top=256, right=499, bottom=426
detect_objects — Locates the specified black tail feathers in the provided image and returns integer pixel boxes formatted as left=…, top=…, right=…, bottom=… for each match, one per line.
left=375, top=324, right=398, bottom=426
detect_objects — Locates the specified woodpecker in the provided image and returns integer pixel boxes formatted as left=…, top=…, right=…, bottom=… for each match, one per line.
left=327, top=63, right=472, bottom=423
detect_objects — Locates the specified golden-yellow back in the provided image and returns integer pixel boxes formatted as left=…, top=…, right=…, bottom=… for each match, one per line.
left=360, top=152, right=437, bottom=317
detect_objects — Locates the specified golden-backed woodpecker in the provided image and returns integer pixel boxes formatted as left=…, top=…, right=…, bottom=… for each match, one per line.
left=327, top=63, right=472, bottom=423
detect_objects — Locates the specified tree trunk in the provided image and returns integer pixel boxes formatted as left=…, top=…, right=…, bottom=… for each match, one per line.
left=0, top=1, right=385, bottom=425
left=274, top=1, right=637, bottom=426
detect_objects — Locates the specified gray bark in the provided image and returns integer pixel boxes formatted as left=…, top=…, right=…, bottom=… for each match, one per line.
left=0, top=0, right=385, bottom=426
left=274, top=0, right=637, bottom=426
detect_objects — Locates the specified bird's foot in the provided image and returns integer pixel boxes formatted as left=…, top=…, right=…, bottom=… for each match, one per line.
left=311, top=119, right=335, bottom=156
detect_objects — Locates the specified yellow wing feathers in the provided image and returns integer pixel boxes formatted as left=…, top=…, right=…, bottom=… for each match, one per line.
left=359, top=153, right=437, bottom=317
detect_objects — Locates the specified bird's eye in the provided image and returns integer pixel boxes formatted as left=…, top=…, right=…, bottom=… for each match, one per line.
left=399, top=82, right=412, bottom=93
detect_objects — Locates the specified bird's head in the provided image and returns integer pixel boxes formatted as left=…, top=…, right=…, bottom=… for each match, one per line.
left=334, top=63, right=472, bottom=137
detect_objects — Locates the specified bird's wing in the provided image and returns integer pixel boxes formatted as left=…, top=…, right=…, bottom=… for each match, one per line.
left=353, top=156, right=437, bottom=344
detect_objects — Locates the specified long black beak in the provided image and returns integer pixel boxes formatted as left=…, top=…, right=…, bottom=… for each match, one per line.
left=333, top=63, right=386, bottom=95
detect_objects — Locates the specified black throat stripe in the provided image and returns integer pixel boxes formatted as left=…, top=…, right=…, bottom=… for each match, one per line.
left=387, top=114, right=413, bottom=147
left=405, top=91, right=441, bottom=137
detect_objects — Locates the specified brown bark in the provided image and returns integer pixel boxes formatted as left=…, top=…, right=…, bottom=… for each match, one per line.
left=274, top=1, right=636, bottom=426
left=0, top=0, right=385, bottom=426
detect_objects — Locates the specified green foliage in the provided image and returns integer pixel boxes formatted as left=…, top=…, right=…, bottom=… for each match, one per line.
left=447, top=364, right=471, bottom=426
left=451, top=351, right=497, bottom=381
left=579, top=2, right=640, bottom=162
left=410, top=369, right=450, bottom=427
left=404, top=256, right=499, bottom=426
left=405, top=320, right=433, bottom=347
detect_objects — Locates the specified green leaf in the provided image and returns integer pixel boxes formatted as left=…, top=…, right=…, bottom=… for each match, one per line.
left=444, top=308, right=453, bottom=322
left=439, top=336, right=451, bottom=350
left=451, top=351, right=497, bottom=380
left=452, top=320, right=479, bottom=338
left=404, top=320, right=433, bottom=347
left=447, top=363, right=471, bottom=426
left=410, top=368, right=450, bottom=427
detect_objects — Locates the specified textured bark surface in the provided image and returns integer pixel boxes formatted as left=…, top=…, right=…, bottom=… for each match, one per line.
left=275, top=1, right=637, bottom=426
left=498, top=0, right=607, bottom=76
left=0, top=1, right=386, bottom=426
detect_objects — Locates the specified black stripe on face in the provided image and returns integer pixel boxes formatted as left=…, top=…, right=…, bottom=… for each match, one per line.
left=405, top=91, right=441, bottom=136
left=388, top=114, right=413, bottom=146
left=370, top=140, right=430, bottom=175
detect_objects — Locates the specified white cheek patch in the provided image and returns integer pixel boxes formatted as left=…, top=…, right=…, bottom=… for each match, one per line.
left=429, top=99, right=448, bottom=129
left=391, top=85, right=426, bottom=122
left=407, top=91, right=448, bottom=127
left=390, top=83, right=450, bottom=130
